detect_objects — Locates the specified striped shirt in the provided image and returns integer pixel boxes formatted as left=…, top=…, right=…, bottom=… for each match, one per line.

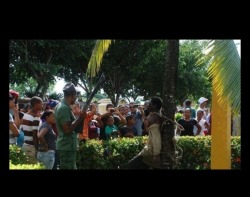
left=21, top=113, right=40, bottom=146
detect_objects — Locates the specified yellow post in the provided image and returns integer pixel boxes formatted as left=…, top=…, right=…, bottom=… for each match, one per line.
left=211, top=87, right=231, bottom=169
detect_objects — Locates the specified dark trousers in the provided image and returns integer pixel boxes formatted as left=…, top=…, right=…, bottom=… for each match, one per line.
left=59, top=150, right=77, bottom=170
left=126, top=155, right=150, bottom=169
left=52, top=150, right=60, bottom=170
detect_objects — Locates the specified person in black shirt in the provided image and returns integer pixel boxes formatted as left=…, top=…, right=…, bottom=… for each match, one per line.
left=177, top=108, right=201, bottom=136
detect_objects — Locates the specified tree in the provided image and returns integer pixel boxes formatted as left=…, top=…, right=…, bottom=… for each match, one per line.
left=176, top=40, right=212, bottom=105
left=9, top=40, right=97, bottom=98
left=206, top=40, right=240, bottom=114
left=9, top=40, right=63, bottom=98
left=161, top=40, right=179, bottom=169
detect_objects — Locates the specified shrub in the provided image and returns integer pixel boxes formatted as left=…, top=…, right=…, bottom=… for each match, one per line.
left=9, top=145, right=28, bottom=165
left=76, top=136, right=240, bottom=170
left=105, top=136, right=146, bottom=169
left=10, top=161, right=45, bottom=170
left=76, top=139, right=108, bottom=169
left=9, top=144, right=45, bottom=169
left=231, top=136, right=241, bottom=169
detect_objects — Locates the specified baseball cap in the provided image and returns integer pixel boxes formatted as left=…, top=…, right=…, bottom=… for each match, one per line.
left=9, top=90, right=19, bottom=99
left=63, top=83, right=76, bottom=94
left=198, top=97, right=208, bottom=104
left=9, top=93, right=14, bottom=100
left=50, top=100, right=59, bottom=108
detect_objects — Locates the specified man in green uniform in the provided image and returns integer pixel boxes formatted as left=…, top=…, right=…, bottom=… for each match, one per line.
left=54, top=83, right=86, bottom=169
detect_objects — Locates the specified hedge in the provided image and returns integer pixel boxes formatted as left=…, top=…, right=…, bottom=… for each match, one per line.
left=9, top=136, right=241, bottom=170
left=10, top=161, right=45, bottom=170
left=76, top=136, right=241, bottom=170
left=9, top=145, right=45, bottom=170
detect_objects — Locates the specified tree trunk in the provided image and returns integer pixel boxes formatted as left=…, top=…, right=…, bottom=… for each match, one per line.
left=115, top=93, right=120, bottom=107
left=161, top=40, right=179, bottom=169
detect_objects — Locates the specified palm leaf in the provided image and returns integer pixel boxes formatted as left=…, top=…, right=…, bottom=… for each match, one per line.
left=206, top=40, right=241, bottom=114
left=87, top=40, right=112, bottom=77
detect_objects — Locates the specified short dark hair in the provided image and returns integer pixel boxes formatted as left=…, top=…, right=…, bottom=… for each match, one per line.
left=106, top=103, right=114, bottom=110
left=185, top=100, right=192, bottom=106
left=30, top=96, right=43, bottom=108
left=126, top=114, right=134, bottom=122
left=41, top=110, right=54, bottom=121
left=18, top=103, right=25, bottom=110
left=150, top=96, right=162, bottom=110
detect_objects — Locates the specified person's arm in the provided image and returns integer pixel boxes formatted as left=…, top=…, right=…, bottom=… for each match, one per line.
left=138, top=106, right=145, bottom=117
left=13, top=105, right=20, bottom=129
left=195, top=123, right=202, bottom=135
left=90, top=103, right=97, bottom=114
left=95, top=115, right=104, bottom=129
left=204, top=121, right=210, bottom=131
left=62, top=110, right=86, bottom=134
left=9, top=122, right=20, bottom=137
left=37, top=127, right=49, bottom=151
left=113, top=108, right=126, bottom=125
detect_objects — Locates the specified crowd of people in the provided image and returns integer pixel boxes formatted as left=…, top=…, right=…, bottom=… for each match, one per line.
left=9, top=84, right=212, bottom=169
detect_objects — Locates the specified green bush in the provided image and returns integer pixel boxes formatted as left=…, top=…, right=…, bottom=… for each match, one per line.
left=177, top=136, right=211, bottom=169
left=9, top=145, right=28, bottom=165
left=9, top=144, right=45, bottom=169
left=76, top=136, right=240, bottom=170
left=231, top=136, right=241, bottom=169
left=77, top=139, right=108, bottom=169
left=10, top=161, right=45, bottom=170
left=104, top=136, right=146, bottom=169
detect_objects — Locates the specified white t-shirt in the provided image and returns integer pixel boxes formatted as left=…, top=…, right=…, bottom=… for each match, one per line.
left=193, top=118, right=207, bottom=136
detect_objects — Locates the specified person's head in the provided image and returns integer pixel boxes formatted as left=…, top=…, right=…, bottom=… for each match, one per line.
left=9, top=90, right=19, bottom=105
left=106, top=103, right=114, bottom=111
left=184, top=108, right=191, bottom=119
left=198, top=97, right=208, bottom=108
left=50, top=100, right=59, bottom=110
left=9, top=93, right=15, bottom=109
left=126, top=114, right=135, bottom=125
left=185, top=99, right=192, bottom=107
left=41, top=110, right=55, bottom=124
left=129, top=102, right=138, bottom=113
left=30, top=96, right=43, bottom=112
left=18, top=103, right=25, bottom=112
left=197, top=109, right=204, bottom=119
left=63, top=83, right=77, bottom=105
left=70, top=102, right=81, bottom=116
left=148, top=96, right=162, bottom=112
left=118, top=105, right=126, bottom=115
left=106, top=116, right=114, bottom=126
left=45, top=102, right=51, bottom=110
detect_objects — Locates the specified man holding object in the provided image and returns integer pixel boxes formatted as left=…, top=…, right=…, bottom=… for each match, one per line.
left=54, top=83, right=86, bottom=169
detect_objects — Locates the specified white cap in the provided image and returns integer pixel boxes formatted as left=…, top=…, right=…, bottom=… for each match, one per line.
left=198, top=97, right=208, bottom=104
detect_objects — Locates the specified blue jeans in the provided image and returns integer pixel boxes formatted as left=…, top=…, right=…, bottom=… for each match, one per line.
left=37, top=150, right=55, bottom=169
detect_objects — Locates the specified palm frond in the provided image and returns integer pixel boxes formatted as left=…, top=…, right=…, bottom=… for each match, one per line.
left=206, top=40, right=241, bottom=114
left=87, top=40, right=112, bottom=77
